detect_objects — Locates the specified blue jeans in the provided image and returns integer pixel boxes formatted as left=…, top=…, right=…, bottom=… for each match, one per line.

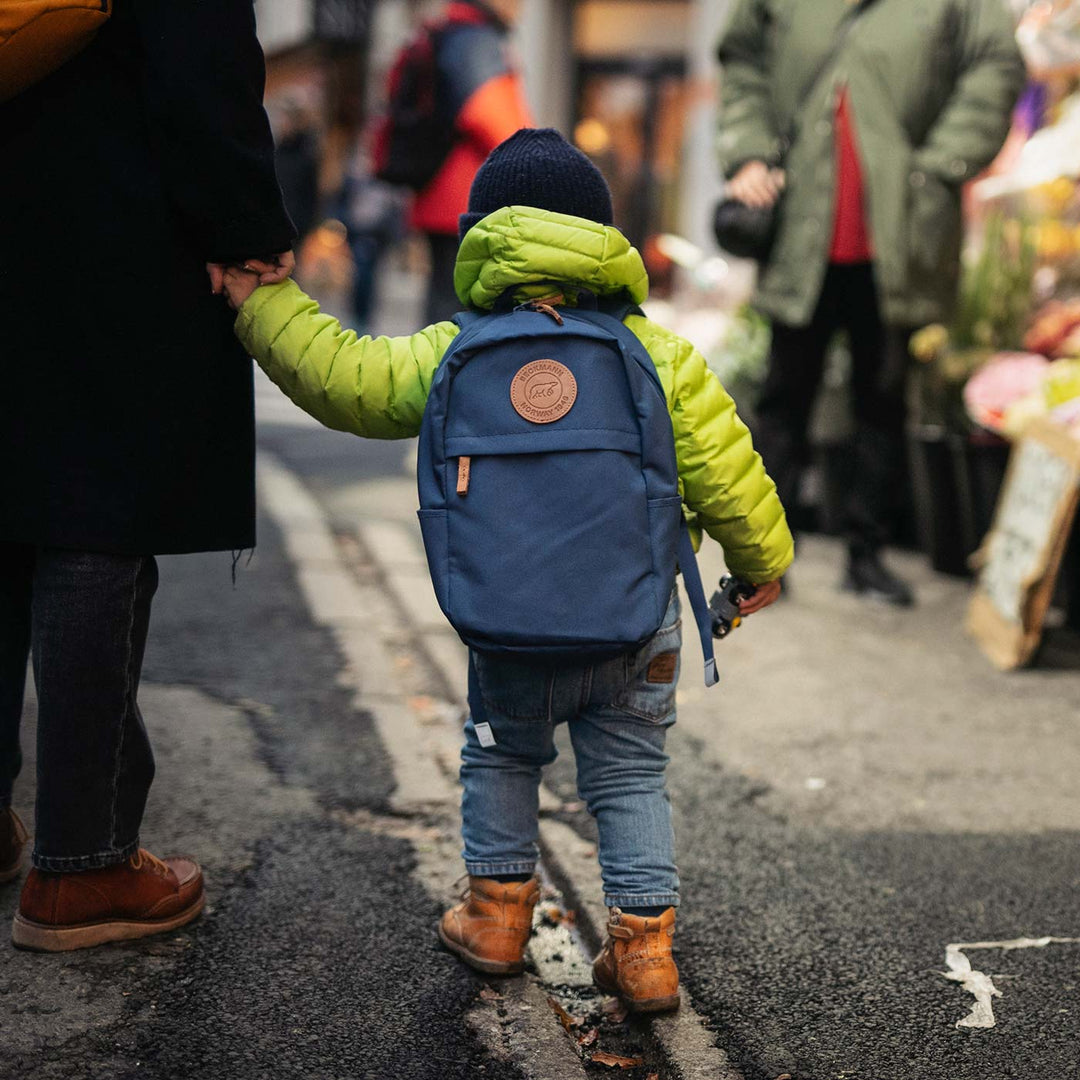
left=0, top=545, right=157, bottom=870
left=461, top=591, right=681, bottom=909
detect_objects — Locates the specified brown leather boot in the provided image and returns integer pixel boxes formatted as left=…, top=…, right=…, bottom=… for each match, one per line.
left=12, top=848, right=204, bottom=952
left=0, top=808, right=29, bottom=884
left=593, top=907, right=680, bottom=1013
left=438, top=876, right=540, bottom=975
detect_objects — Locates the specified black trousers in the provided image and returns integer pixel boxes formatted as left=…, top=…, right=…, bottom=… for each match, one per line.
left=0, top=545, right=157, bottom=870
left=755, top=263, right=910, bottom=553
left=424, top=232, right=462, bottom=325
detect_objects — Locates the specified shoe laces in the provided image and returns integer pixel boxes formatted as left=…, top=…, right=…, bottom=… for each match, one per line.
left=452, top=873, right=472, bottom=901
left=129, top=848, right=170, bottom=876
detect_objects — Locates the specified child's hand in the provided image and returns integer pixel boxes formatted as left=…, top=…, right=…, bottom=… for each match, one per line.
left=221, top=265, right=261, bottom=311
left=739, top=578, right=782, bottom=615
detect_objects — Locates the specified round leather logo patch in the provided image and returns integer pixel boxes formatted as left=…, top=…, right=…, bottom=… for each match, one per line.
left=510, top=360, right=577, bottom=424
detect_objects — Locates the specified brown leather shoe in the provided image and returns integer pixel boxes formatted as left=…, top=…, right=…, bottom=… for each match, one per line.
left=0, top=808, right=29, bottom=884
left=593, top=907, right=680, bottom=1013
left=438, top=876, right=540, bottom=975
left=12, top=848, right=204, bottom=952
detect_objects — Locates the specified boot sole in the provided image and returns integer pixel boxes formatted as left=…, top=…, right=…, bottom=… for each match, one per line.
left=437, top=922, right=525, bottom=975
left=11, top=892, right=205, bottom=952
left=594, top=968, right=681, bottom=1014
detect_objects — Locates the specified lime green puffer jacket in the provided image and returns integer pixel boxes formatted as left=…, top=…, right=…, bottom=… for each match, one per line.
left=236, top=206, right=794, bottom=583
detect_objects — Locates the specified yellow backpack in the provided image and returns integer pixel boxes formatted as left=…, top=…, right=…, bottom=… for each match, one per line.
left=0, top=0, right=111, bottom=102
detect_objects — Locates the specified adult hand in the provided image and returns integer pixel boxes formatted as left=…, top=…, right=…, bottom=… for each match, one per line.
left=739, top=578, right=782, bottom=616
left=206, top=250, right=295, bottom=295
left=242, top=250, right=296, bottom=286
left=727, top=161, right=785, bottom=209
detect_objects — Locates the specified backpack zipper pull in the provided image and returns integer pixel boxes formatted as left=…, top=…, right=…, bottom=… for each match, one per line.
left=515, top=295, right=565, bottom=325
left=457, top=456, right=471, bottom=495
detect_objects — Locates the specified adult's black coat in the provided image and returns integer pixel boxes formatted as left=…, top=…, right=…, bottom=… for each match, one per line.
left=0, top=0, right=295, bottom=555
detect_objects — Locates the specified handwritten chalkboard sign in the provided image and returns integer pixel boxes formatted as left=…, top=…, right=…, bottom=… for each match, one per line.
left=967, top=419, right=1080, bottom=669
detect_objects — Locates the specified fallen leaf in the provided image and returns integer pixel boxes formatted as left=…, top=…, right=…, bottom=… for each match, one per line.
left=646, top=1074, right=659, bottom=1080
left=547, top=995, right=583, bottom=1031
left=591, top=1050, right=644, bottom=1068
left=479, top=986, right=502, bottom=1003
left=775, top=1075, right=793, bottom=1079
left=576, top=1028, right=599, bottom=1048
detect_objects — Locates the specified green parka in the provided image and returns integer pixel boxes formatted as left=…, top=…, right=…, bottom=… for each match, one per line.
left=717, top=0, right=1026, bottom=328
left=236, top=206, right=794, bottom=583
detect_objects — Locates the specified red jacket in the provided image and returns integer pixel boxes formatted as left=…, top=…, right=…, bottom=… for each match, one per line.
left=410, top=1, right=533, bottom=236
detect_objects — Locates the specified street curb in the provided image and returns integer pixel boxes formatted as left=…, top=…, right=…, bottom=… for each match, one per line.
left=256, top=453, right=459, bottom=814
left=351, top=518, right=746, bottom=1080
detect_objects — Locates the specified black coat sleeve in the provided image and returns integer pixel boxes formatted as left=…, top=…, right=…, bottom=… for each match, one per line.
left=132, top=0, right=297, bottom=263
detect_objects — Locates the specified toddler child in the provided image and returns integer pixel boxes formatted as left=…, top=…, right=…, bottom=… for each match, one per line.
left=223, top=128, right=793, bottom=1013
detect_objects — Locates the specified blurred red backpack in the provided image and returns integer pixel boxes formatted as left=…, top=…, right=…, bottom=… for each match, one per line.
left=0, top=0, right=111, bottom=102
left=372, top=19, right=456, bottom=191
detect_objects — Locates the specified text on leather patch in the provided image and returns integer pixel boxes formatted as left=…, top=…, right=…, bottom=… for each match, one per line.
left=510, top=359, right=577, bottom=424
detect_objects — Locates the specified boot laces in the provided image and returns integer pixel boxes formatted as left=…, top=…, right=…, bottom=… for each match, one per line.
left=129, top=848, right=170, bottom=876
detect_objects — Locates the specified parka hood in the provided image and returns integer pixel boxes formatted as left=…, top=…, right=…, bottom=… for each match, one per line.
left=454, top=205, right=649, bottom=311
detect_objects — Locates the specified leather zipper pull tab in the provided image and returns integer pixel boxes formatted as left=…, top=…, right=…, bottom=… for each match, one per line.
left=457, top=456, right=471, bottom=495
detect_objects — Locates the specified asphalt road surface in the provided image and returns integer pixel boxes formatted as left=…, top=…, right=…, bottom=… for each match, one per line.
left=258, top=346, right=1080, bottom=1080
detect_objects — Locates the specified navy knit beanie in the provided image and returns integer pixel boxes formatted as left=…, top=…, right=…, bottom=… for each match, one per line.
left=459, top=128, right=614, bottom=241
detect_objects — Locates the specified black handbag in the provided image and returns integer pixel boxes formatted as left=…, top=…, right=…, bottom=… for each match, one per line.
left=713, top=0, right=873, bottom=262
left=712, top=197, right=779, bottom=262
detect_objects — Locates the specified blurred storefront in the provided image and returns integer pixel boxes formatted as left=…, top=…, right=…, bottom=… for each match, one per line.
left=255, top=0, right=376, bottom=198
left=516, top=0, right=732, bottom=254
left=255, top=0, right=732, bottom=248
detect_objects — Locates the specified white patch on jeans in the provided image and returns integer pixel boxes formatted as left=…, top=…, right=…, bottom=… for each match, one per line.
left=474, top=722, right=496, bottom=748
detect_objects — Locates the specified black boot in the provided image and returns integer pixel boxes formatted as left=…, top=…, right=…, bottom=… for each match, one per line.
left=843, top=547, right=914, bottom=607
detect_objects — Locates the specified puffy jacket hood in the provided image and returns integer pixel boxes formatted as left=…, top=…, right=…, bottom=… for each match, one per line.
left=454, top=205, right=649, bottom=311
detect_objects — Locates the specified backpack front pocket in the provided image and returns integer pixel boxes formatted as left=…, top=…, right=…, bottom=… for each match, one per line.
left=445, top=445, right=662, bottom=654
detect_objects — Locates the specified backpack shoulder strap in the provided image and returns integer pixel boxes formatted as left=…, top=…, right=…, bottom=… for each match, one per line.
left=678, top=524, right=719, bottom=688
left=451, top=310, right=485, bottom=330
left=598, top=295, right=645, bottom=322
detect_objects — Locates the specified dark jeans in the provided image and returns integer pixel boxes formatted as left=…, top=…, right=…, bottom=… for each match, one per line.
left=0, top=545, right=158, bottom=870
left=755, top=263, right=910, bottom=553
left=424, top=231, right=462, bottom=325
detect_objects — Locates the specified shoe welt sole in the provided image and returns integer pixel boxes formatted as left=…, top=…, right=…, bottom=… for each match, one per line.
left=437, top=922, right=525, bottom=975
left=593, top=968, right=681, bottom=1014
left=11, top=892, right=205, bottom=952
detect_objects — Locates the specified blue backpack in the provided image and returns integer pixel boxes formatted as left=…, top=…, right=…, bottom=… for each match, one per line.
left=416, top=296, right=718, bottom=686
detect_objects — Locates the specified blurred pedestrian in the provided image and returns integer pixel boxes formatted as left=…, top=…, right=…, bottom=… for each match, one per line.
left=273, top=99, right=322, bottom=245
left=718, top=0, right=1025, bottom=605
left=0, top=0, right=295, bottom=951
left=219, top=127, right=793, bottom=1014
left=376, top=0, right=533, bottom=323
left=334, top=148, right=405, bottom=332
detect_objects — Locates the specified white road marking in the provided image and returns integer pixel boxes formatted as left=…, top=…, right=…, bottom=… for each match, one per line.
left=942, top=936, right=1080, bottom=1029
